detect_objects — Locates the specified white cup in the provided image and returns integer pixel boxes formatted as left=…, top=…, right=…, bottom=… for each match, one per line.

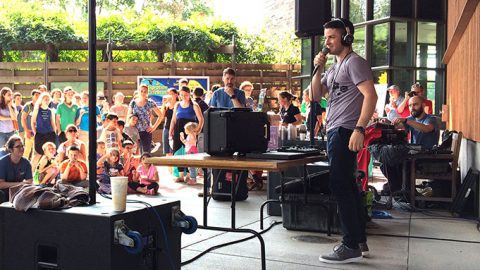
left=110, top=176, right=128, bottom=212
left=299, top=133, right=306, bottom=140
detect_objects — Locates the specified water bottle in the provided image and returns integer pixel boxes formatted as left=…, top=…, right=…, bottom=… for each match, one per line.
left=257, top=88, right=267, bottom=112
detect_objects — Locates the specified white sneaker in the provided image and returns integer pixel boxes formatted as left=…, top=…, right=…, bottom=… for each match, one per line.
left=151, top=142, right=161, bottom=153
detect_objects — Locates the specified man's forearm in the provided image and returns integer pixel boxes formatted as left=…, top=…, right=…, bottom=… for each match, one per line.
left=232, top=98, right=244, bottom=108
left=0, top=181, right=23, bottom=190
left=357, top=93, right=377, bottom=128
left=405, top=119, right=434, bottom=133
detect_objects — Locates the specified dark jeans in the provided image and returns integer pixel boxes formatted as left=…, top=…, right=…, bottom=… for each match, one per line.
left=380, top=160, right=411, bottom=192
left=139, top=131, right=153, bottom=154
left=327, top=127, right=366, bottom=249
left=0, top=189, right=7, bottom=203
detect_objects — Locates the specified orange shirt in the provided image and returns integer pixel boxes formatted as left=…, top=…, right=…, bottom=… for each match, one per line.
left=60, top=160, right=87, bottom=181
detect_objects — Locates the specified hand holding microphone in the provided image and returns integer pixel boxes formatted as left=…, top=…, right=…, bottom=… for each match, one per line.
left=312, top=47, right=330, bottom=76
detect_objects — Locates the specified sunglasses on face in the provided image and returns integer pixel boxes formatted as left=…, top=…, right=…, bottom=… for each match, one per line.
left=67, top=129, right=77, bottom=133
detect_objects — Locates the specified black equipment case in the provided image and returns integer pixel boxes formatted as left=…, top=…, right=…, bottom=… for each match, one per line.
left=204, top=108, right=270, bottom=156
left=212, top=169, right=249, bottom=201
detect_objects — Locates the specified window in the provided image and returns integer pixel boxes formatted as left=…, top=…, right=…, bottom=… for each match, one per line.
left=353, top=26, right=366, bottom=58
left=349, top=0, right=367, bottom=24
left=372, top=23, right=389, bottom=66
left=373, top=0, right=390, bottom=20
left=301, top=38, right=312, bottom=76
left=392, top=22, right=412, bottom=66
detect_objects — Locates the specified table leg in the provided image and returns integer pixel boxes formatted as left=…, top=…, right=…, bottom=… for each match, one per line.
left=197, top=225, right=267, bottom=270
left=231, top=170, right=237, bottom=229
left=203, top=168, right=209, bottom=226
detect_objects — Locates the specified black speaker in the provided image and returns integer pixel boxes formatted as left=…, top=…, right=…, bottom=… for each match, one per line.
left=295, top=0, right=332, bottom=38
left=204, top=108, right=270, bottom=156
left=0, top=199, right=182, bottom=270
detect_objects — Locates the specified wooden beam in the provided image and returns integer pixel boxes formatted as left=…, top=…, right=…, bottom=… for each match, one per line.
left=442, top=0, right=480, bottom=64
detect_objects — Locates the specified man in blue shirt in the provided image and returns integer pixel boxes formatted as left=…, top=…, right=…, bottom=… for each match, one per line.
left=208, top=67, right=246, bottom=108
left=381, top=96, right=439, bottom=194
left=393, top=96, right=439, bottom=149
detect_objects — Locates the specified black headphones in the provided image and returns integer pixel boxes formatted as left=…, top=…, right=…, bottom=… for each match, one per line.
left=334, top=18, right=354, bottom=46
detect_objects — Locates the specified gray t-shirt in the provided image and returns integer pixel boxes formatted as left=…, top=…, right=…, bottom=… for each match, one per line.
left=321, top=52, right=373, bottom=131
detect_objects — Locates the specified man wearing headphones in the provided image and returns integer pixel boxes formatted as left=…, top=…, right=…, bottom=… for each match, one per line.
left=311, top=18, right=377, bottom=264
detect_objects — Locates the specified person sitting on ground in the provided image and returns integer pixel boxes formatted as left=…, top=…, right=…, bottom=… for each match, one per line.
left=380, top=95, right=439, bottom=194
left=59, top=145, right=88, bottom=188
left=56, top=124, right=86, bottom=162
left=35, top=142, right=59, bottom=185
left=0, top=135, right=32, bottom=203
left=97, top=148, right=123, bottom=194
left=129, top=153, right=159, bottom=195
left=99, top=112, right=123, bottom=150
left=120, top=140, right=138, bottom=182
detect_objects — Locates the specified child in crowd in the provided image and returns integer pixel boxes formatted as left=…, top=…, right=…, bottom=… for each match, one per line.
left=124, top=114, right=141, bottom=155
left=56, top=124, right=86, bottom=162
left=35, top=142, right=59, bottom=185
left=117, top=120, right=133, bottom=145
left=100, top=112, right=123, bottom=150
left=129, top=153, right=159, bottom=195
left=97, top=148, right=123, bottom=194
left=96, top=140, right=106, bottom=176
left=180, top=122, right=199, bottom=185
left=120, top=140, right=138, bottom=182
left=59, top=145, right=88, bottom=187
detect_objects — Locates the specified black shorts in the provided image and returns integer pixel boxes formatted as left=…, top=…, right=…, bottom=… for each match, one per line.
left=34, top=132, right=57, bottom=155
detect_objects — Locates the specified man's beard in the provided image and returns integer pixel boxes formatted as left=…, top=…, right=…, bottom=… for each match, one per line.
left=411, top=109, right=422, bottom=118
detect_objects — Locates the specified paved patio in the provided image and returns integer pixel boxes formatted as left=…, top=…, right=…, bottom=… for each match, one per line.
left=135, top=166, right=480, bottom=270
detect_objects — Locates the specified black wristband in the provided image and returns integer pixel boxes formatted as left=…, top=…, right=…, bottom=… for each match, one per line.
left=230, top=94, right=236, bottom=99
left=354, top=126, right=365, bottom=135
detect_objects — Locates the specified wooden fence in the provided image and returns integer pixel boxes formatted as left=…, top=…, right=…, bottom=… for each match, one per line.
left=0, top=62, right=302, bottom=105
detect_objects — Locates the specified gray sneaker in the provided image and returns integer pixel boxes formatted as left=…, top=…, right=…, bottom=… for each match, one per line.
left=320, top=243, right=362, bottom=264
left=359, top=242, right=369, bottom=257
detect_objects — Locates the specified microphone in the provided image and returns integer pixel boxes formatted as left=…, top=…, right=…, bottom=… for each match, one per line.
left=312, top=47, right=330, bottom=77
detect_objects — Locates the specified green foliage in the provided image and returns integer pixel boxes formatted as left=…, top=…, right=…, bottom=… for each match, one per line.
left=97, top=15, right=136, bottom=42
left=8, top=10, right=82, bottom=44
left=0, top=1, right=300, bottom=64
left=146, top=21, right=220, bottom=58
left=0, top=23, right=14, bottom=49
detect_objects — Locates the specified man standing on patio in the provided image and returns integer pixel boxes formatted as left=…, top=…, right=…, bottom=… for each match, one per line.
left=209, top=67, right=246, bottom=108
left=311, top=18, right=377, bottom=264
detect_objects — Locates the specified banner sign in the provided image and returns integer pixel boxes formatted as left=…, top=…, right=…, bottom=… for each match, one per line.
left=137, top=76, right=210, bottom=106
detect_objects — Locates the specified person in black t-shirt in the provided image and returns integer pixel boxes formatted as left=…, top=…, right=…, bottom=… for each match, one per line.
left=278, top=91, right=302, bottom=126
left=192, top=87, right=209, bottom=114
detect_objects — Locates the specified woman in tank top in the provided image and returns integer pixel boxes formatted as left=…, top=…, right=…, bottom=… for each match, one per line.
left=162, top=88, right=178, bottom=155
left=169, top=86, right=204, bottom=182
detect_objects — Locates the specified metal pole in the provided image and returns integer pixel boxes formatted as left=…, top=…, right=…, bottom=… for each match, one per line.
left=88, top=0, right=97, bottom=204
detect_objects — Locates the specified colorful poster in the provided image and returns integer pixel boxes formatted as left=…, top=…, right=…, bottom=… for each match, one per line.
left=137, top=76, right=210, bottom=106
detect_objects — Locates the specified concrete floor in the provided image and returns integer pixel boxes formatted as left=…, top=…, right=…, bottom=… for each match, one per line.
left=143, top=166, right=480, bottom=270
